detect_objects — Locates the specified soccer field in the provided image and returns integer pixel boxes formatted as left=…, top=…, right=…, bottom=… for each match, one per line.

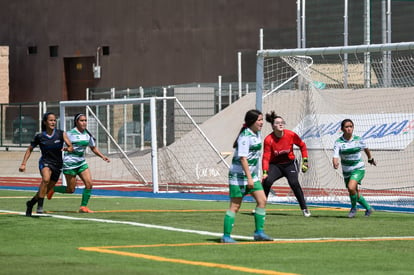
left=1, top=188, right=414, bottom=275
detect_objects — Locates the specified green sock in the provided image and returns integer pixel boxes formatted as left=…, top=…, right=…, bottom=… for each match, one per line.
left=254, top=207, right=266, bottom=233
left=357, top=194, right=371, bottom=210
left=349, top=194, right=357, bottom=208
left=81, top=189, right=92, bottom=207
left=223, top=210, right=236, bottom=236
left=54, top=186, right=67, bottom=193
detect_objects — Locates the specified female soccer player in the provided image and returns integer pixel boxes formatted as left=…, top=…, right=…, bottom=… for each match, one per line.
left=20, top=112, right=73, bottom=216
left=47, top=113, right=110, bottom=213
left=333, top=118, right=376, bottom=218
left=221, top=109, right=273, bottom=243
left=261, top=111, right=311, bottom=217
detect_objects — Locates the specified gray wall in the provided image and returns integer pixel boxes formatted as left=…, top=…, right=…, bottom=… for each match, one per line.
left=0, top=0, right=296, bottom=102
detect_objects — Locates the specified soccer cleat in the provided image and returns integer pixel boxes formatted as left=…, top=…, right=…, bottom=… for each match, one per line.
left=47, top=189, right=54, bottom=200
left=348, top=207, right=357, bottom=218
left=79, top=206, right=94, bottom=213
left=302, top=209, right=311, bottom=217
left=25, top=201, right=33, bottom=217
left=365, top=208, right=374, bottom=217
left=36, top=206, right=44, bottom=214
left=253, top=231, right=273, bottom=241
left=220, top=235, right=237, bottom=243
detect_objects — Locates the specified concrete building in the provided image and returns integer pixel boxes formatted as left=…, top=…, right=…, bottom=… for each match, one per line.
left=2, top=1, right=413, bottom=104
left=0, top=0, right=296, bottom=103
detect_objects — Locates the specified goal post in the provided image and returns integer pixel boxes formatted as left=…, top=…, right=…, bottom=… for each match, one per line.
left=59, top=96, right=230, bottom=193
left=256, top=41, right=414, bottom=212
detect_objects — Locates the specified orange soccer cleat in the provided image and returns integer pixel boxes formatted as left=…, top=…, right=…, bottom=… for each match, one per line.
left=47, top=189, right=54, bottom=200
left=79, top=206, right=94, bottom=213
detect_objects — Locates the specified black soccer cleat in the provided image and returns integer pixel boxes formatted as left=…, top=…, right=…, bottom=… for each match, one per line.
left=25, top=201, right=34, bottom=217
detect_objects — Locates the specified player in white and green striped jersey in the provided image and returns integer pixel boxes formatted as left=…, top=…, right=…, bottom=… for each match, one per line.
left=47, top=113, right=110, bottom=213
left=221, top=109, right=273, bottom=243
left=333, top=119, right=376, bottom=218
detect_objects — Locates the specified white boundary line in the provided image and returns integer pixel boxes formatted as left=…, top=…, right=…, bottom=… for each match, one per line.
left=2, top=209, right=414, bottom=242
left=0, top=210, right=251, bottom=240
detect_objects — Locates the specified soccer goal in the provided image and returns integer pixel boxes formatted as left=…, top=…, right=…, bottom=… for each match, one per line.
left=256, top=42, right=414, bottom=212
left=59, top=97, right=230, bottom=193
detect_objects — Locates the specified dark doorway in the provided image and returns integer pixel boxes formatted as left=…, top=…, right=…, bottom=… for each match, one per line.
left=64, top=57, right=97, bottom=100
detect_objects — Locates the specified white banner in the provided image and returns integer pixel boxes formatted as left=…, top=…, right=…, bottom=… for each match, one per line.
left=293, top=114, right=414, bottom=150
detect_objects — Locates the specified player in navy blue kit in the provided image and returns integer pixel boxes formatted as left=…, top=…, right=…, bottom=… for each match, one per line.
left=19, top=112, right=72, bottom=216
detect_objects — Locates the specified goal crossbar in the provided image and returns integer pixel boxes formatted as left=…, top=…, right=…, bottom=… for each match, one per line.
left=258, top=41, right=414, bottom=57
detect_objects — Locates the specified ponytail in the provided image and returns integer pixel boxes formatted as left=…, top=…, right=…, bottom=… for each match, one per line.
left=233, top=109, right=262, bottom=148
left=265, top=111, right=283, bottom=125
left=84, top=128, right=96, bottom=142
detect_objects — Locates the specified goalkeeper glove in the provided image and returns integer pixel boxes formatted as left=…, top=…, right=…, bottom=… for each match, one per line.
left=301, top=158, right=309, bottom=173
left=368, top=158, right=376, bottom=166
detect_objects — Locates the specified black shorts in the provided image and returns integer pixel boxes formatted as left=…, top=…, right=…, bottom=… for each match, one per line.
left=39, top=161, right=62, bottom=182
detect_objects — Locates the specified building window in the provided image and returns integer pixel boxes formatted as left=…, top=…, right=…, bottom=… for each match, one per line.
left=102, top=46, right=110, bottom=55
left=49, top=45, right=58, bottom=57
left=27, top=46, right=37, bottom=55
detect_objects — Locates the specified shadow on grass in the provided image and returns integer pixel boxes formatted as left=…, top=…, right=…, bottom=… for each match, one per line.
left=241, top=211, right=349, bottom=219
left=44, top=210, right=80, bottom=214
left=208, top=238, right=252, bottom=244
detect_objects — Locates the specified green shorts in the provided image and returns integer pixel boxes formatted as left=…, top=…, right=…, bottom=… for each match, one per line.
left=63, top=163, right=89, bottom=176
left=344, top=169, right=365, bottom=186
left=228, top=180, right=263, bottom=198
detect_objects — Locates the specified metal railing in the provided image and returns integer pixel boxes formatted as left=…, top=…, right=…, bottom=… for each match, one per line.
left=0, top=82, right=254, bottom=148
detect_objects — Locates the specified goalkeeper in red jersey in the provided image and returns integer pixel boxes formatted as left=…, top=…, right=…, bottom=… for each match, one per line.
left=261, top=111, right=311, bottom=217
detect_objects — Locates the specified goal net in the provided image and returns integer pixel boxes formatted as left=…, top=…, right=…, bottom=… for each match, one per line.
left=257, top=42, right=414, bottom=212
left=59, top=97, right=229, bottom=193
